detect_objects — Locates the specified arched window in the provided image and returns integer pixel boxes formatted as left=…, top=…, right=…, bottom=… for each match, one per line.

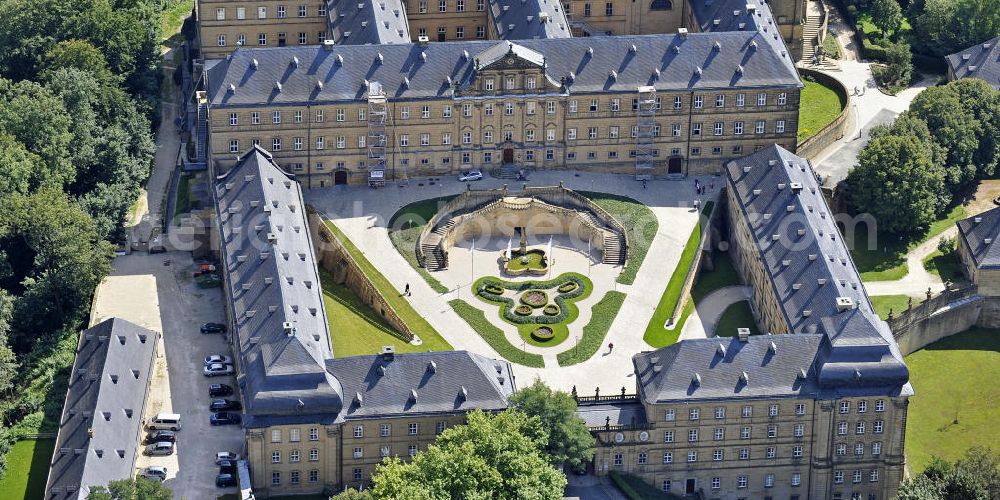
left=650, top=0, right=672, bottom=10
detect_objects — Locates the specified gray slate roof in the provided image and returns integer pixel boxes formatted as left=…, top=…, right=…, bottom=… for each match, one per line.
left=327, top=0, right=410, bottom=46
left=215, top=146, right=344, bottom=422
left=635, top=335, right=823, bottom=403
left=328, top=350, right=515, bottom=419
left=721, top=145, right=910, bottom=393
left=576, top=402, right=648, bottom=428
left=206, top=33, right=801, bottom=107
left=489, top=0, right=571, bottom=40
left=946, top=36, right=1000, bottom=90
left=45, top=318, right=158, bottom=499
left=956, top=206, right=1000, bottom=269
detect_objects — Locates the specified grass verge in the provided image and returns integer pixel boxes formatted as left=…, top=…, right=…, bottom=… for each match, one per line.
left=904, top=327, right=1000, bottom=472
left=323, top=221, right=451, bottom=349
left=172, top=173, right=194, bottom=224
left=448, top=299, right=544, bottom=368
left=0, top=438, right=55, bottom=500
left=576, top=191, right=659, bottom=285
left=714, top=301, right=761, bottom=337
left=869, top=294, right=914, bottom=320
left=160, top=0, right=194, bottom=43
left=690, top=250, right=740, bottom=304
left=386, top=196, right=455, bottom=293
left=849, top=204, right=966, bottom=281
left=923, top=250, right=963, bottom=283
left=609, top=471, right=683, bottom=500
left=557, top=291, right=626, bottom=366
left=643, top=202, right=713, bottom=348
left=321, top=270, right=450, bottom=356
left=797, top=78, right=846, bottom=142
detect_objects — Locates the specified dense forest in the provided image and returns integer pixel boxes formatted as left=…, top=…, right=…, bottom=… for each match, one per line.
left=0, top=0, right=165, bottom=476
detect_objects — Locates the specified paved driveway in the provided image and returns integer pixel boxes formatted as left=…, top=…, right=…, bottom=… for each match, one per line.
left=94, top=252, right=244, bottom=499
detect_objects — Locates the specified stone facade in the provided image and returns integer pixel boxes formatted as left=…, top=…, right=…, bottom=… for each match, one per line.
left=586, top=395, right=907, bottom=500
left=197, top=0, right=330, bottom=60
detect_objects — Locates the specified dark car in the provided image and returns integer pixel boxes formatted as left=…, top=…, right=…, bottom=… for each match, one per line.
left=218, top=460, right=238, bottom=475
left=215, top=473, right=237, bottom=488
left=209, top=383, right=233, bottom=397
left=210, top=412, right=241, bottom=426
left=201, top=322, right=226, bottom=334
left=144, top=430, right=176, bottom=444
left=209, top=399, right=242, bottom=412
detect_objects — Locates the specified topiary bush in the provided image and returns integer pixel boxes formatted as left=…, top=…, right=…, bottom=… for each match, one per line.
left=543, top=304, right=560, bottom=316
left=557, top=281, right=578, bottom=293
left=514, top=305, right=533, bottom=316
left=532, top=326, right=555, bottom=342
left=484, top=284, right=504, bottom=295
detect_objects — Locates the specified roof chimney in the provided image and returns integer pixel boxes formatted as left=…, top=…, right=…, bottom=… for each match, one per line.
left=381, top=345, right=395, bottom=361
left=737, top=328, right=751, bottom=342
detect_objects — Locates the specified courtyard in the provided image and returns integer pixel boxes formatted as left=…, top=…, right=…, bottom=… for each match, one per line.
left=305, top=170, right=722, bottom=394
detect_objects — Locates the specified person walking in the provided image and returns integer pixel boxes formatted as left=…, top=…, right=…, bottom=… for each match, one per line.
left=642, top=180, right=647, bottom=189
left=404, top=283, right=410, bottom=296
left=608, top=342, right=614, bottom=353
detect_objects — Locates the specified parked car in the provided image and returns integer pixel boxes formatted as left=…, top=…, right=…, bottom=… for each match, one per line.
left=209, top=383, right=234, bottom=397
left=204, top=354, right=233, bottom=366
left=147, top=412, right=182, bottom=431
left=216, top=451, right=240, bottom=464
left=210, top=399, right=242, bottom=412
left=210, top=412, right=241, bottom=426
left=218, top=460, right=238, bottom=475
left=215, top=473, right=237, bottom=488
left=201, top=322, right=226, bottom=334
left=139, top=466, right=168, bottom=481
left=203, top=363, right=234, bottom=377
left=458, top=170, right=483, bottom=182
left=144, top=430, right=176, bottom=444
left=144, top=441, right=175, bottom=456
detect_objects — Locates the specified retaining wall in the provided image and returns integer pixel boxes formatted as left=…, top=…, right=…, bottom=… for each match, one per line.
left=889, top=285, right=1000, bottom=355
left=796, top=68, right=853, bottom=160
left=308, top=212, right=415, bottom=343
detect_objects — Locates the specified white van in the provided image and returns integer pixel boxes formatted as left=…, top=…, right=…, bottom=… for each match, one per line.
left=148, top=412, right=182, bottom=431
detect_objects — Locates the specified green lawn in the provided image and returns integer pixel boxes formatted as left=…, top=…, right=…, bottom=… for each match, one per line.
left=323, top=221, right=451, bottom=350
left=448, top=299, right=544, bottom=368
left=0, top=439, right=55, bottom=500
left=714, top=301, right=761, bottom=337
left=904, top=327, right=1000, bottom=473
left=557, top=291, right=626, bottom=366
left=643, top=202, right=713, bottom=348
left=160, top=0, right=193, bottom=43
left=822, top=30, right=841, bottom=59
left=321, top=270, right=450, bottom=356
left=690, top=250, right=741, bottom=304
left=172, top=173, right=195, bottom=225
left=577, top=192, right=659, bottom=285
left=923, top=250, right=964, bottom=283
left=849, top=205, right=966, bottom=281
left=386, top=196, right=455, bottom=293
left=797, top=79, right=846, bottom=142
left=869, top=294, right=914, bottom=320
left=609, top=471, right=684, bottom=500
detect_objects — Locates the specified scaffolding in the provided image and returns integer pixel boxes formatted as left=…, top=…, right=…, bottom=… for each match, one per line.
left=634, top=85, right=657, bottom=181
left=366, top=81, right=388, bottom=188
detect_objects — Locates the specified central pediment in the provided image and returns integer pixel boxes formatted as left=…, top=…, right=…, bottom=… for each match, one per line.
left=475, top=42, right=545, bottom=71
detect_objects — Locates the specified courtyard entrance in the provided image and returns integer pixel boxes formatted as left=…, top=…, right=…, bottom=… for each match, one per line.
left=334, top=170, right=348, bottom=185
left=503, top=148, right=514, bottom=164
left=667, top=156, right=683, bottom=175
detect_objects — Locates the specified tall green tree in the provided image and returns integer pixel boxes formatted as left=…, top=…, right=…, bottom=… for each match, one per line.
left=847, top=134, right=946, bottom=233
left=508, top=379, right=596, bottom=473
left=0, top=78, right=74, bottom=188
left=371, top=410, right=567, bottom=499
left=870, top=0, right=904, bottom=37
left=86, top=477, right=172, bottom=500
left=909, top=85, right=982, bottom=191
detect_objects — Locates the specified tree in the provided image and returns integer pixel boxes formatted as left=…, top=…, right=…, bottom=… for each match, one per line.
left=870, top=0, right=904, bottom=37
left=896, top=474, right=944, bottom=499
left=86, top=477, right=172, bottom=500
left=949, top=78, right=1000, bottom=180
left=896, top=447, right=1000, bottom=500
left=508, top=379, right=596, bottom=473
left=847, top=134, right=946, bottom=233
left=911, top=0, right=1000, bottom=56
left=331, top=488, right=374, bottom=499
left=370, top=410, right=567, bottom=499
left=873, top=40, right=913, bottom=90
left=910, top=85, right=982, bottom=192
left=0, top=78, right=74, bottom=188
left=41, top=40, right=115, bottom=85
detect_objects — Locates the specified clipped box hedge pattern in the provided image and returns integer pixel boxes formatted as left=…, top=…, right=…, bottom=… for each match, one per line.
left=477, top=274, right=588, bottom=325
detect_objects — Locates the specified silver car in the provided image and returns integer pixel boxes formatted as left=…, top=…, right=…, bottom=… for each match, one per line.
left=216, top=451, right=240, bottom=465
left=204, top=354, right=233, bottom=366
left=140, top=466, right=168, bottom=481
left=144, top=441, right=175, bottom=456
left=203, top=363, right=234, bottom=377
left=458, top=170, right=483, bottom=182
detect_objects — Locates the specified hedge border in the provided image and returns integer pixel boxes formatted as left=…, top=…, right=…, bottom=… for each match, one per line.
left=448, top=299, right=545, bottom=368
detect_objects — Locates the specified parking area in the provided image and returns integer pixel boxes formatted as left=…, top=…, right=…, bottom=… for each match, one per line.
left=92, top=251, right=243, bottom=499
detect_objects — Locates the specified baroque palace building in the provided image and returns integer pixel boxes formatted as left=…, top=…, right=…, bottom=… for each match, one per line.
left=579, top=146, right=912, bottom=500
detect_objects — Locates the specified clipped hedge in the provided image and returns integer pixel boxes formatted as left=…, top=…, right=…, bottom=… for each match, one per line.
left=520, top=290, right=549, bottom=308
left=532, top=327, right=555, bottom=341
left=448, top=299, right=544, bottom=368
left=514, top=305, right=533, bottom=316
left=476, top=273, right=590, bottom=325
left=543, top=304, right=560, bottom=316
left=558, top=281, right=578, bottom=293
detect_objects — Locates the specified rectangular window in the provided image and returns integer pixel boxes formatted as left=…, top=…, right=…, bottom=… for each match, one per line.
left=408, top=423, right=419, bottom=435
left=476, top=25, right=485, bottom=38
left=272, top=138, right=281, bottom=151
left=483, top=131, right=492, bottom=143
left=687, top=451, right=697, bottom=462
left=716, top=95, right=725, bottom=107
left=739, top=448, right=749, bottom=460
left=835, top=471, right=844, bottom=484
left=277, top=5, right=285, bottom=18
left=741, top=426, right=751, bottom=439
left=505, top=103, right=514, bottom=116
left=400, top=107, right=410, bottom=120
left=547, top=101, right=556, bottom=114
left=380, top=424, right=390, bottom=437
left=526, top=129, right=535, bottom=142
left=315, top=110, right=324, bottom=122
left=872, top=442, right=882, bottom=456
left=216, top=6, right=226, bottom=20
left=688, top=429, right=698, bottom=442
left=672, top=124, right=681, bottom=136
left=605, top=1, right=613, bottom=15
left=272, top=111, right=281, bottom=124
left=796, top=404, right=806, bottom=416
left=439, top=0, right=446, bottom=10
left=442, top=133, right=451, bottom=145
left=855, top=443, right=865, bottom=455
left=309, top=448, right=319, bottom=461
left=713, top=122, right=724, bottom=136
left=442, top=105, right=452, bottom=118
left=837, top=443, right=847, bottom=455
left=792, top=473, right=801, bottom=486
left=420, top=134, right=430, bottom=146
left=457, top=0, right=464, bottom=10
left=290, top=450, right=300, bottom=463
left=546, top=129, right=555, bottom=141
left=853, top=470, right=862, bottom=484
left=776, top=120, right=786, bottom=133
left=757, top=92, right=767, bottom=106
left=484, top=103, right=493, bottom=116
left=484, top=79, right=494, bottom=91
left=309, top=428, right=319, bottom=441
left=272, top=451, right=281, bottom=463
left=857, top=421, right=866, bottom=434
left=767, top=425, right=777, bottom=438
left=237, top=7, right=246, bottom=19
left=409, top=445, right=418, bottom=456
left=293, top=137, right=303, bottom=150
left=353, top=468, right=362, bottom=480
left=793, top=446, right=803, bottom=458
left=794, top=424, right=804, bottom=437
left=298, top=32, right=307, bottom=44
left=664, top=431, right=674, bottom=443
left=736, top=93, right=745, bottom=107
left=353, top=447, right=362, bottom=459
left=258, top=6, right=267, bottom=18
left=766, top=447, right=776, bottom=459
left=714, top=428, right=724, bottom=440
left=272, top=472, right=280, bottom=485
left=613, top=453, right=623, bottom=465
left=229, top=139, right=239, bottom=153
left=875, top=400, right=886, bottom=412
left=713, top=449, right=723, bottom=461
left=662, top=451, right=672, bottom=463
left=692, top=123, right=702, bottom=136
left=463, top=104, right=473, bottom=117
left=400, top=135, right=409, bottom=147
left=742, top=406, right=752, bottom=418
left=484, top=151, right=493, bottom=162
left=778, top=92, right=787, bottom=105
left=755, top=120, right=765, bottom=134
left=738, top=475, right=747, bottom=488
left=569, top=100, right=578, bottom=113
left=858, top=401, right=868, bottom=413
left=874, top=420, right=884, bottom=433
left=734, top=121, right=744, bottom=135
left=694, top=96, right=703, bottom=108
left=462, top=132, right=472, bottom=144
left=358, top=135, right=366, bottom=148
left=420, top=106, right=430, bottom=119
left=840, top=402, right=850, bottom=414
left=637, top=452, right=647, bottom=465
left=316, top=137, right=325, bottom=150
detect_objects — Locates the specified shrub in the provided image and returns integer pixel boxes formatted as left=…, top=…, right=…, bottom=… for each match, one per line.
left=543, top=304, right=560, bottom=316
left=515, top=305, right=533, bottom=316
left=557, top=282, right=577, bottom=293
left=520, top=290, right=548, bottom=308
left=484, top=284, right=504, bottom=295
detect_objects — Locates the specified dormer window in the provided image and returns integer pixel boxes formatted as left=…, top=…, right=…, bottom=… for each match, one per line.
left=484, top=78, right=494, bottom=91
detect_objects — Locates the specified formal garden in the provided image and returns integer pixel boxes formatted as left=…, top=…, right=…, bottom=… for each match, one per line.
left=473, top=273, right=593, bottom=347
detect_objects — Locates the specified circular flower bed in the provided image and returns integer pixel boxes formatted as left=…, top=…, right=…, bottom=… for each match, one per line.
left=532, top=326, right=555, bottom=341
left=514, top=304, right=533, bottom=316
left=520, top=290, right=548, bottom=308
left=543, top=304, right=560, bottom=316
left=557, top=281, right=578, bottom=293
